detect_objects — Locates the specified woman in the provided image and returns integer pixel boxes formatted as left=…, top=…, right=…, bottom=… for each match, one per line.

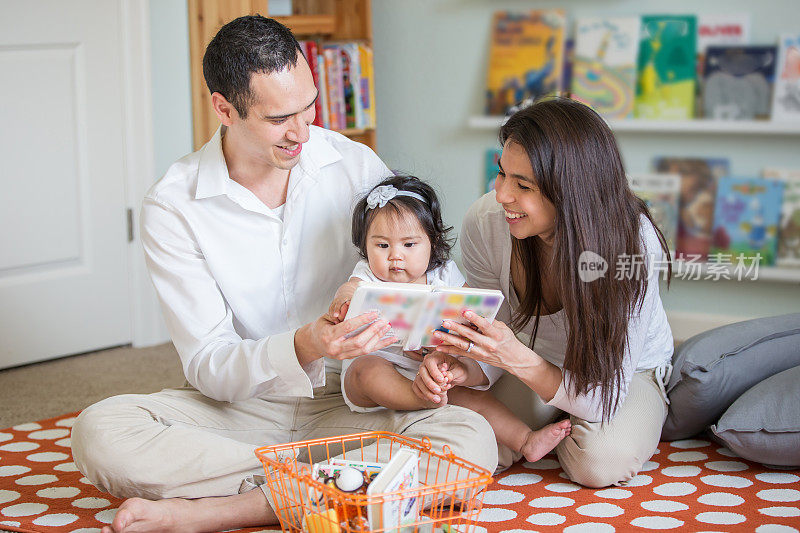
left=415, top=97, right=674, bottom=487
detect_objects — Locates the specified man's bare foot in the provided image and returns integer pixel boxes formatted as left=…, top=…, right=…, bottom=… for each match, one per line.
left=100, top=488, right=275, bottom=533
left=520, top=419, right=572, bottom=463
left=101, top=497, right=187, bottom=533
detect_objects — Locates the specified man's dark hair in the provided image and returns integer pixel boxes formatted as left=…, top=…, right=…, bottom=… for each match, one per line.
left=202, top=15, right=304, bottom=119
left=352, top=175, right=455, bottom=272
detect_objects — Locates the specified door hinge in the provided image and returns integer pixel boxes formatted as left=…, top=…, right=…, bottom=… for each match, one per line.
left=126, top=208, right=134, bottom=243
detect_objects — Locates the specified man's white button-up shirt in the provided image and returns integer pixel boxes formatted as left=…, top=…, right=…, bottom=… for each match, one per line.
left=141, top=126, right=391, bottom=402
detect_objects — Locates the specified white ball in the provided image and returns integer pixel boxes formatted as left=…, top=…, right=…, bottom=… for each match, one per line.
left=335, top=467, right=364, bottom=492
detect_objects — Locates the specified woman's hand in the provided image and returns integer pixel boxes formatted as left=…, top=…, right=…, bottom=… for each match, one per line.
left=434, top=310, right=528, bottom=371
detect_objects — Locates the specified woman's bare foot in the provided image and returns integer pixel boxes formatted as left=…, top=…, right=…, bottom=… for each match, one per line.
left=520, top=419, right=572, bottom=463
left=100, top=488, right=274, bottom=533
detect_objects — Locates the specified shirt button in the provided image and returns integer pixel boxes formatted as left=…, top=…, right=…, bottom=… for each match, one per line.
left=282, top=239, right=288, bottom=245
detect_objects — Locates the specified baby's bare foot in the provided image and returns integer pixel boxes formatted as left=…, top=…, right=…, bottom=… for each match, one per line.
left=520, top=419, right=572, bottom=463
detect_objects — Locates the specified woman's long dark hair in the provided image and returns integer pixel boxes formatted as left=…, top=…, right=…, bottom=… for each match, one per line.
left=500, top=97, right=671, bottom=421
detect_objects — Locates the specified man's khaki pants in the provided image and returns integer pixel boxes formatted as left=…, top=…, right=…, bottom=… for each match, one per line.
left=71, top=372, right=498, bottom=514
left=494, top=369, right=669, bottom=488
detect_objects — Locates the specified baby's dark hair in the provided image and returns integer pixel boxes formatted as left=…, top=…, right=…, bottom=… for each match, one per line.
left=352, top=175, right=455, bottom=271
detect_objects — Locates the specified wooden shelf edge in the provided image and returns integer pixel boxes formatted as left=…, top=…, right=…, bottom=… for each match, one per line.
left=338, top=127, right=375, bottom=136
left=467, top=116, right=800, bottom=136
left=273, top=15, right=335, bottom=35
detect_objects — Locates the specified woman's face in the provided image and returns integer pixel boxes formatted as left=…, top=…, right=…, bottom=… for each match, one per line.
left=494, top=141, right=557, bottom=243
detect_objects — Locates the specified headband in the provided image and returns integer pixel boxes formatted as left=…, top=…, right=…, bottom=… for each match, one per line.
left=366, top=185, right=427, bottom=210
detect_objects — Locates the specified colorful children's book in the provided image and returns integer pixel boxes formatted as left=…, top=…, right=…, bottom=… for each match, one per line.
left=485, top=148, right=502, bottom=194
left=366, top=448, right=419, bottom=532
left=344, top=282, right=504, bottom=352
left=695, top=14, right=751, bottom=117
left=636, top=15, right=697, bottom=119
left=572, top=17, right=641, bottom=119
left=358, top=43, right=376, bottom=129
left=323, top=46, right=346, bottom=130
left=763, top=168, right=800, bottom=267
left=703, top=46, right=777, bottom=120
left=654, top=157, right=730, bottom=260
left=710, top=178, right=783, bottom=266
left=301, top=41, right=325, bottom=128
left=339, top=43, right=363, bottom=130
left=627, top=173, right=681, bottom=253
left=316, top=50, right=331, bottom=129
left=771, top=33, right=800, bottom=121
left=485, top=10, right=566, bottom=116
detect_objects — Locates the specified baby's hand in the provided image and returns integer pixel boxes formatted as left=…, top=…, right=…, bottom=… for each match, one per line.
left=328, top=279, right=361, bottom=323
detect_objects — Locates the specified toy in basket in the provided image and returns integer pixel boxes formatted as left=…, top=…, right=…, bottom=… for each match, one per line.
left=255, top=431, right=493, bottom=532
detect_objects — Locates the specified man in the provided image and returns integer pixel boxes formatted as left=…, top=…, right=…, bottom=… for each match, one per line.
left=71, top=15, right=496, bottom=532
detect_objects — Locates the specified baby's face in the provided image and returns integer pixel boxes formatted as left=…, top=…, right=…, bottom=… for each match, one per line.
left=366, top=209, right=432, bottom=284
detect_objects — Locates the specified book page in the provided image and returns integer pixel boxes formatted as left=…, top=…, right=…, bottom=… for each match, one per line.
left=406, top=288, right=504, bottom=351
left=344, top=282, right=431, bottom=346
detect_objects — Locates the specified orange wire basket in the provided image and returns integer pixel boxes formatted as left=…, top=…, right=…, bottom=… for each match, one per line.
left=255, top=431, right=493, bottom=532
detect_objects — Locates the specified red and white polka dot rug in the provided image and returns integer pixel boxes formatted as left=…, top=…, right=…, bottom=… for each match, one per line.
left=1, top=412, right=799, bottom=532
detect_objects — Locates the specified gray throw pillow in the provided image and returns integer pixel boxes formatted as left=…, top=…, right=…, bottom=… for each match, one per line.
left=710, top=366, right=800, bottom=466
left=663, top=313, right=800, bottom=440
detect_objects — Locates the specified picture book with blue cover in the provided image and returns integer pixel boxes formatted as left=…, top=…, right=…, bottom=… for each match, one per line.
left=710, top=177, right=784, bottom=266
left=485, top=10, right=566, bottom=115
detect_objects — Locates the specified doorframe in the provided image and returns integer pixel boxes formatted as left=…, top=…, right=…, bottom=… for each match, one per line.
left=121, top=0, right=170, bottom=347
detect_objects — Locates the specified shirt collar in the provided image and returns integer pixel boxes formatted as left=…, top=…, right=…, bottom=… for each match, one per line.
left=194, top=125, right=343, bottom=200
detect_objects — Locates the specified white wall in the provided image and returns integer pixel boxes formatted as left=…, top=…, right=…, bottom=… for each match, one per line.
left=149, top=0, right=193, bottom=179
left=372, top=0, right=800, bottom=332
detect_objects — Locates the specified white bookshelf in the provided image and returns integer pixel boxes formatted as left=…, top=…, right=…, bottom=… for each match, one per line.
left=468, top=116, right=800, bottom=136
left=670, top=261, right=800, bottom=283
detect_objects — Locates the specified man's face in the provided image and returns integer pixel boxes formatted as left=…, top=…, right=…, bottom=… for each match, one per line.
left=233, top=54, right=318, bottom=171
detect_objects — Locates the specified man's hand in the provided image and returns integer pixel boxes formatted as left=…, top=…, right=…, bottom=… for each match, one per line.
left=295, top=311, right=397, bottom=366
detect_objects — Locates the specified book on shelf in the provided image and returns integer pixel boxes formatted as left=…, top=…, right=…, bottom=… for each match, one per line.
left=323, top=46, right=346, bottom=131
left=771, top=33, right=800, bottom=122
left=710, top=177, right=783, bottom=265
left=343, top=282, right=504, bottom=352
left=654, top=157, right=729, bottom=260
left=695, top=13, right=751, bottom=118
left=485, top=10, right=566, bottom=116
left=572, top=16, right=641, bottom=120
left=358, top=43, right=377, bottom=129
left=763, top=168, right=800, bottom=267
left=627, top=173, right=681, bottom=254
left=366, top=448, right=419, bottom=532
left=300, top=41, right=325, bottom=128
left=703, top=45, right=777, bottom=120
left=561, top=38, right=575, bottom=94
left=636, top=15, right=697, bottom=119
left=485, top=148, right=501, bottom=194
left=316, top=47, right=331, bottom=129
left=339, top=43, right=364, bottom=130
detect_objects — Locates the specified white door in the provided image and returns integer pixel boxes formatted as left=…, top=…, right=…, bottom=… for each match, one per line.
left=0, top=1, right=132, bottom=368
